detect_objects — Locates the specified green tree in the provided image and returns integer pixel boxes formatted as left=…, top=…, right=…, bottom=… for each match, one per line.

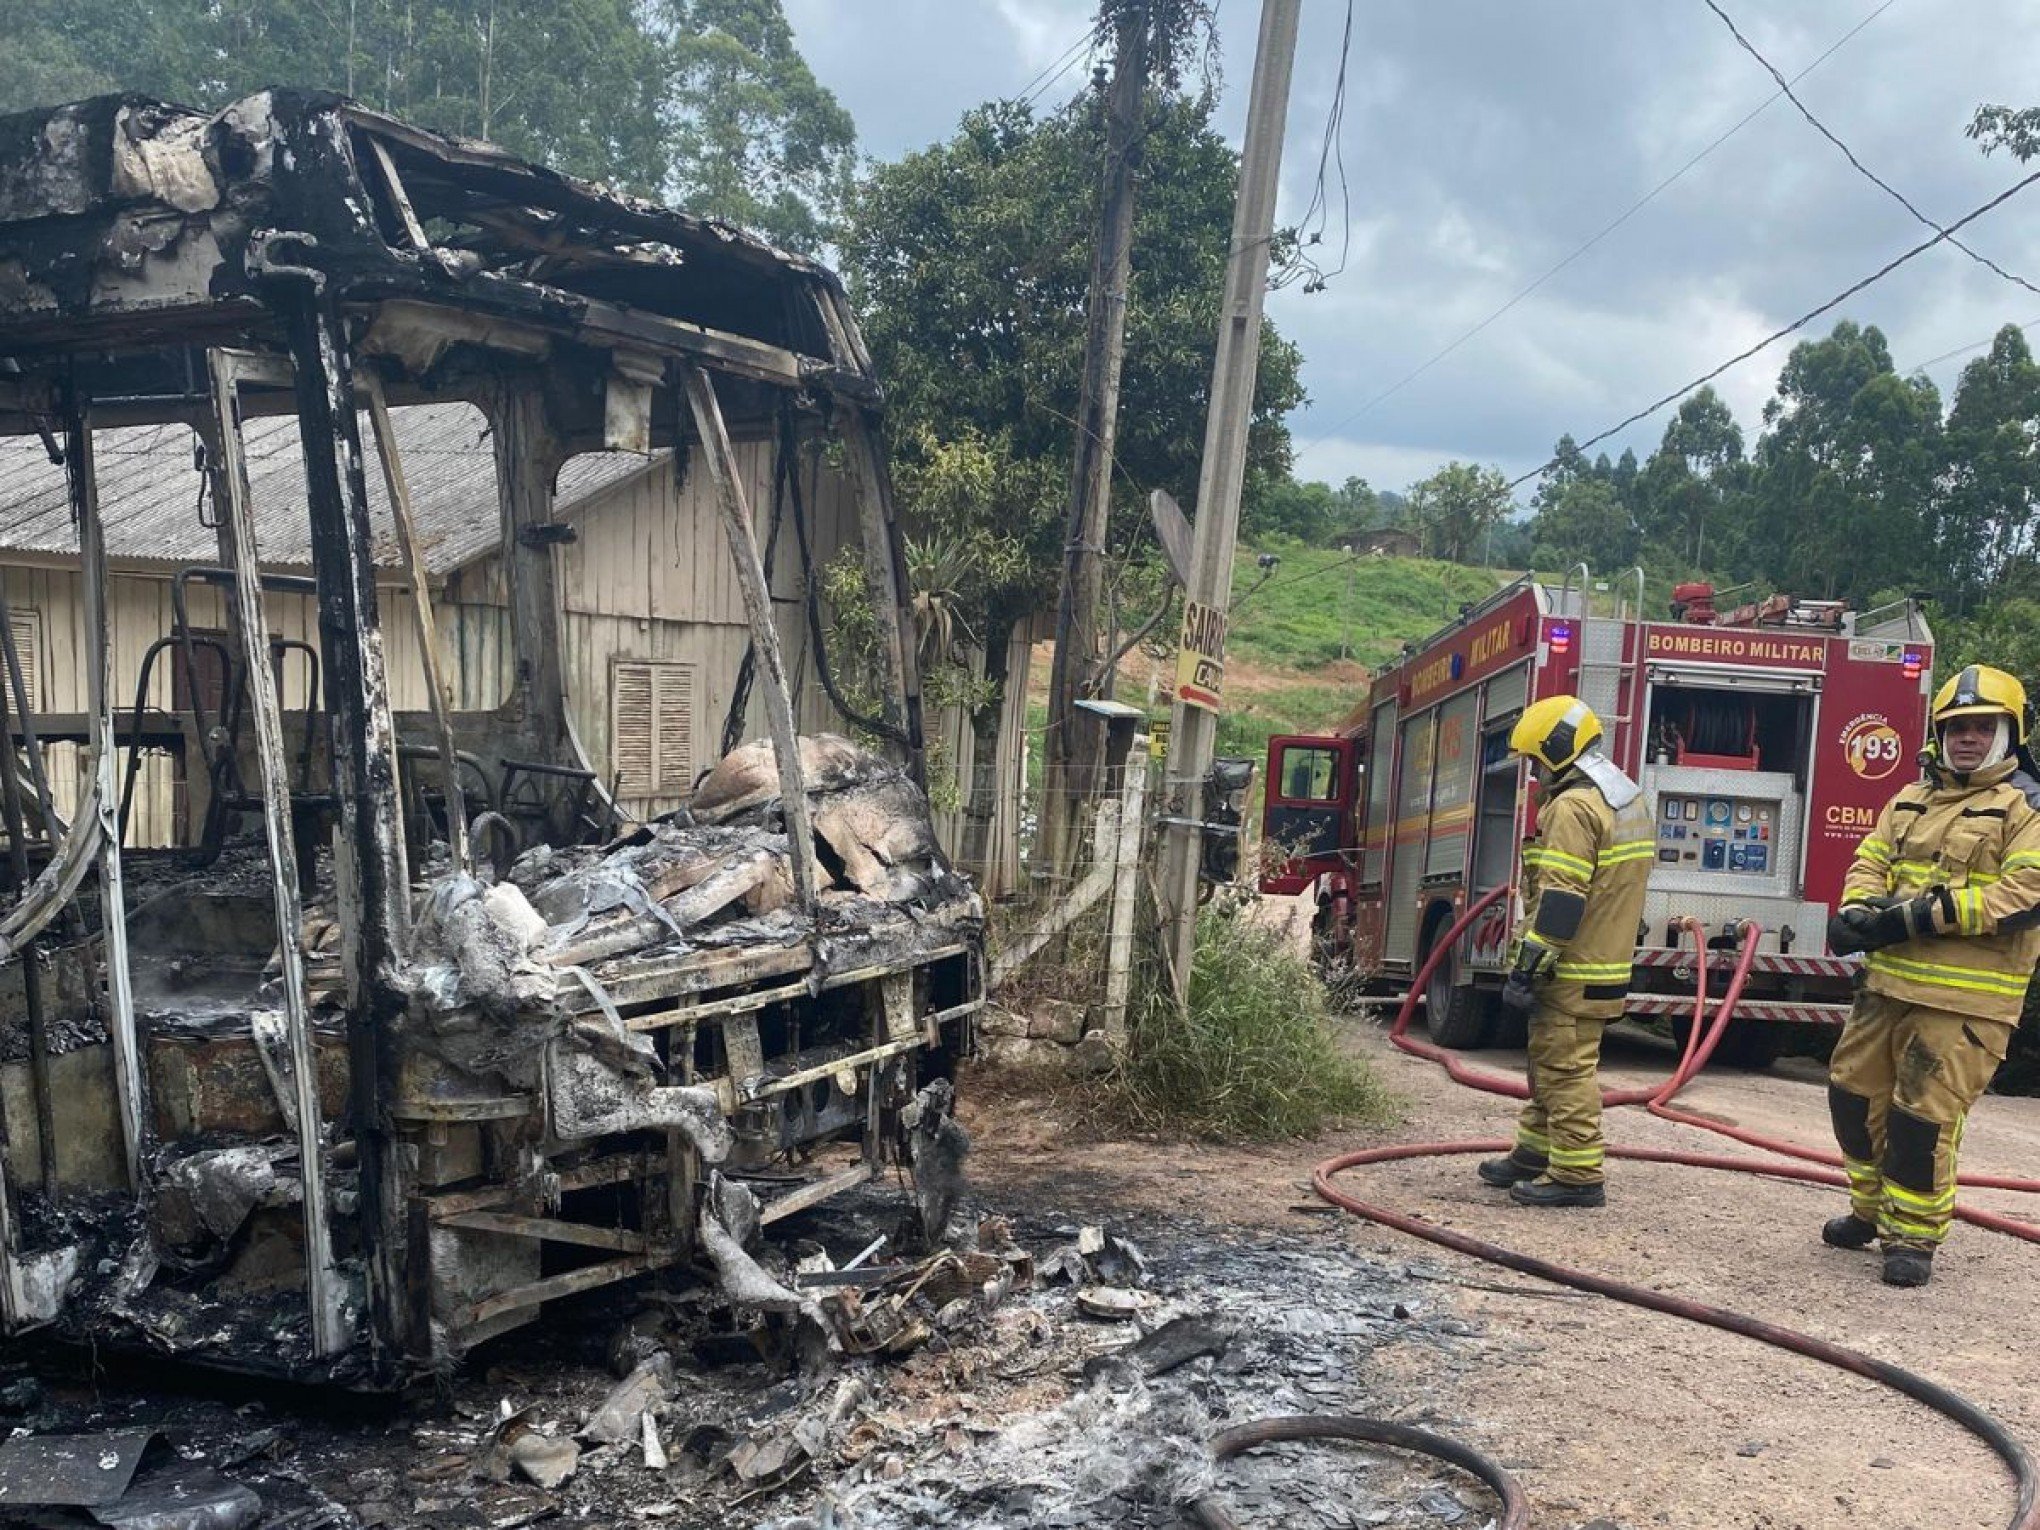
left=645, top=0, right=856, bottom=251
left=1243, top=473, right=1378, bottom=545
left=1406, top=462, right=1512, bottom=564
left=1938, top=325, right=2040, bottom=609
left=1531, top=476, right=1636, bottom=570
left=842, top=93, right=1305, bottom=643
left=0, top=0, right=854, bottom=252
left=1752, top=321, right=1942, bottom=603
left=1969, top=102, right=2040, bottom=163
left=0, top=0, right=671, bottom=192
left=1635, top=386, right=1745, bottom=571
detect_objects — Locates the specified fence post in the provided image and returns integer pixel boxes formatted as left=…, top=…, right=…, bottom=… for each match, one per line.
left=1099, top=728, right=1151, bottom=1047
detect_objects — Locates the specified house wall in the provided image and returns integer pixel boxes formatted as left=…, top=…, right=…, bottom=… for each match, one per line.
left=0, top=564, right=435, bottom=848
left=442, top=438, right=865, bottom=822
left=2, top=434, right=940, bottom=851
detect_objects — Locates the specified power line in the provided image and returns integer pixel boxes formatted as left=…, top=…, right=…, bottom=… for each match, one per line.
left=1016, top=24, right=1100, bottom=110
left=1292, top=0, right=1899, bottom=460
left=1505, top=162, right=2040, bottom=490
left=1703, top=0, right=2040, bottom=300
left=1912, top=317, right=2040, bottom=374
left=1274, top=0, right=1355, bottom=294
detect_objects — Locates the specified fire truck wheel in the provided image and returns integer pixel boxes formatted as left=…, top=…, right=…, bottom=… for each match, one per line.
left=1670, top=1014, right=1779, bottom=1071
left=1424, top=952, right=1498, bottom=1050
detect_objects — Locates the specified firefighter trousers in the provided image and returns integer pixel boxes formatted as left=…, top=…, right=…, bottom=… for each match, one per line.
left=1828, top=989, right=2013, bottom=1250
left=1513, top=1002, right=1609, bottom=1185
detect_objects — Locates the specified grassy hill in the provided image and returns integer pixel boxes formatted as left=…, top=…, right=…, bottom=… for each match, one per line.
left=1212, top=541, right=1509, bottom=757
left=1023, top=542, right=1514, bottom=787
left=1226, top=539, right=1509, bottom=672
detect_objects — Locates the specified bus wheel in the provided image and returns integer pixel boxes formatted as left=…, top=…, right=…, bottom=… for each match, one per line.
left=1671, top=1015, right=1779, bottom=1071
left=1423, top=925, right=1496, bottom=1050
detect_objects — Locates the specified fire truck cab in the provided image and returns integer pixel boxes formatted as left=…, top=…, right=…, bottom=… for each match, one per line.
left=1261, top=568, right=1934, bottom=1062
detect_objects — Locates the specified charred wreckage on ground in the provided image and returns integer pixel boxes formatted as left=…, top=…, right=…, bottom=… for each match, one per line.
left=0, top=90, right=982, bottom=1386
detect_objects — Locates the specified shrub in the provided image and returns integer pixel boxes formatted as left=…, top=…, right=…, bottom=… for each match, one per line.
left=1114, top=908, right=1394, bottom=1140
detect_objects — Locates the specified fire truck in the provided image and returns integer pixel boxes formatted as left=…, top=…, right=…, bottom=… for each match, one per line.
left=1259, top=567, right=1936, bottom=1063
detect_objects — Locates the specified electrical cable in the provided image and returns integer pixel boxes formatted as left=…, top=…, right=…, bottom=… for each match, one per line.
left=1012, top=24, right=1096, bottom=107
left=1019, top=26, right=1100, bottom=110
left=1504, top=159, right=2040, bottom=490
left=1292, top=0, right=1900, bottom=460
left=1273, top=0, right=1355, bottom=295
left=1913, top=315, right=2040, bottom=374
left=779, top=408, right=909, bottom=748
left=1702, top=0, right=2040, bottom=300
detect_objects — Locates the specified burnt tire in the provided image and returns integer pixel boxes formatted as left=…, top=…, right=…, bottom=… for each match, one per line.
left=1671, top=1015, right=1779, bottom=1071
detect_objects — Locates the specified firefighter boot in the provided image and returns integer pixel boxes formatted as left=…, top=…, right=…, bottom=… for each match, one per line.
left=1509, top=1175, right=1605, bottom=1209
left=1882, top=1247, right=1933, bottom=1288
left=1477, top=1152, right=1546, bottom=1188
left=1821, top=1214, right=1878, bottom=1251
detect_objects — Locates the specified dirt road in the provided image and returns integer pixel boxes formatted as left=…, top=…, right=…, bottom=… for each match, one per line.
left=969, top=1015, right=2040, bottom=1530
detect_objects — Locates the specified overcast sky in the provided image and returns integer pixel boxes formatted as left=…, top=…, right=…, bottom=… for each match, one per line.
left=783, top=0, right=2040, bottom=503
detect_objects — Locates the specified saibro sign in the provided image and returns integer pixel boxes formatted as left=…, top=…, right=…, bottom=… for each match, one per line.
left=1176, top=598, right=1227, bottom=713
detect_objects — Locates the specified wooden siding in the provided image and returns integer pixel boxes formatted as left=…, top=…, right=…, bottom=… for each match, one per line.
left=2, top=565, right=439, bottom=848
left=4, top=434, right=894, bottom=843
left=448, top=439, right=862, bottom=821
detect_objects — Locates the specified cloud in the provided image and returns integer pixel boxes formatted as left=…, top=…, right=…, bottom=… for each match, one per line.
left=785, top=0, right=2040, bottom=497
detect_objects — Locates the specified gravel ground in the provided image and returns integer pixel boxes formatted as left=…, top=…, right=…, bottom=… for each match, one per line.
left=967, top=1011, right=2040, bottom=1530
left=10, top=1004, right=2036, bottom=1530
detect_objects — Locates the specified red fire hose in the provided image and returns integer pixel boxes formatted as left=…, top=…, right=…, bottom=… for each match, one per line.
left=1276, top=886, right=2040, bottom=1530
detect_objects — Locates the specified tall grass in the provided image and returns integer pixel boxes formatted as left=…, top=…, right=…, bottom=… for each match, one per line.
left=1115, top=908, right=1395, bottom=1141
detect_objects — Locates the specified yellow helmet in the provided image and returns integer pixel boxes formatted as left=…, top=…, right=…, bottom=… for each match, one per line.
left=1933, top=664, right=2028, bottom=746
left=1510, top=695, right=1603, bottom=773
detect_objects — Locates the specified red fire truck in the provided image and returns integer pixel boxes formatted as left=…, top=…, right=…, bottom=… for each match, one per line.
left=1259, top=568, right=1936, bottom=1063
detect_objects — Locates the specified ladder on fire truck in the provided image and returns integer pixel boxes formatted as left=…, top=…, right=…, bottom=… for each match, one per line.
left=1558, top=565, right=1647, bottom=755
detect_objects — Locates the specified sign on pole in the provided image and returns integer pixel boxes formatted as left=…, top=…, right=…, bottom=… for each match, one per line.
left=1175, top=598, right=1227, bottom=713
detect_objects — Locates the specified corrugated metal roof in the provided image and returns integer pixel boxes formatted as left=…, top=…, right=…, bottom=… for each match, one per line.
left=0, top=402, right=656, bottom=575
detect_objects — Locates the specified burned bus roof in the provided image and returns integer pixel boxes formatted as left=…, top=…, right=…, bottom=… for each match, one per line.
left=0, top=90, right=876, bottom=428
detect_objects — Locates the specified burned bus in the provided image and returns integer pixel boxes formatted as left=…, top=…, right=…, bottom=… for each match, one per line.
left=0, top=91, right=981, bottom=1384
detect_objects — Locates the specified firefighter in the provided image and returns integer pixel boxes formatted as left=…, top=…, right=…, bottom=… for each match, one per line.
left=1478, top=696, right=1655, bottom=1207
left=1823, top=663, right=2040, bottom=1287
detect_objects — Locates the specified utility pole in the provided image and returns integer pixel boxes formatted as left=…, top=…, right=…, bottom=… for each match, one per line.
left=1157, top=0, right=1302, bottom=1002
left=1340, top=545, right=1355, bottom=661
left=1040, top=1, right=1154, bottom=878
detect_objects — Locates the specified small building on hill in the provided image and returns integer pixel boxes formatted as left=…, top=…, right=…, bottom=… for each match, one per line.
left=1354, top=527, right=1421, bottom=558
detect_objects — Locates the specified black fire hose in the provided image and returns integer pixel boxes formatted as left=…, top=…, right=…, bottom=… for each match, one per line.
left=1187, top=1413, right=1528, bottom=1530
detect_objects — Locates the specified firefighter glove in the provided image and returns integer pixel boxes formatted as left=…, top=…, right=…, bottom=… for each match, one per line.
left=1827, top=904, right=1882, bottom=956
left=1500, top=969, right=1540, bottom=1015
left=1501, top=939, right=1556, bottom=1013
left=1852, top=890, right=1954, bottom=952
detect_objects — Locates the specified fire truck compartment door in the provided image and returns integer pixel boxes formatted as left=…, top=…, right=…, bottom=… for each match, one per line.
left=1261, top=735, right=1355, bottom=892
left=1647, top=663, right=1822, bottom=695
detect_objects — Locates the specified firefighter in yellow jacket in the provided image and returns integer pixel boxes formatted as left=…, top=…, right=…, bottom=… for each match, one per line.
left=1824, top=664, right=2040, bottom=1287
left=1478, top=696, right=1655, bottom=1207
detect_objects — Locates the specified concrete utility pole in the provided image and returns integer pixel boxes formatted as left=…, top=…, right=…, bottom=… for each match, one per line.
left=1040, top=1, right=1154, bottom=878
left=1157, top=0, right=1302, bottom=1003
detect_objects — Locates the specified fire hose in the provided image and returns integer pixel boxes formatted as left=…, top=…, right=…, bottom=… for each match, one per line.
left=1197, top=887, right=2040, bottom=1530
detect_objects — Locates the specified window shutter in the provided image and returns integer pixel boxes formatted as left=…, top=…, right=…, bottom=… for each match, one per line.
left=610, top=660, right=698, bottom=797
left=7, top=610, right=40, bottom=713
left=611, top=661, right=656, bottom=797
left=653, top=662, right=696, bottom=793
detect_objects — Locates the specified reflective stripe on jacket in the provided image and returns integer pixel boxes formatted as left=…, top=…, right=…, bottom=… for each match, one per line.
left=1841, top=757, right=2040, bottom=1022
left=1519, top=764, right=1655, bottom=1020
